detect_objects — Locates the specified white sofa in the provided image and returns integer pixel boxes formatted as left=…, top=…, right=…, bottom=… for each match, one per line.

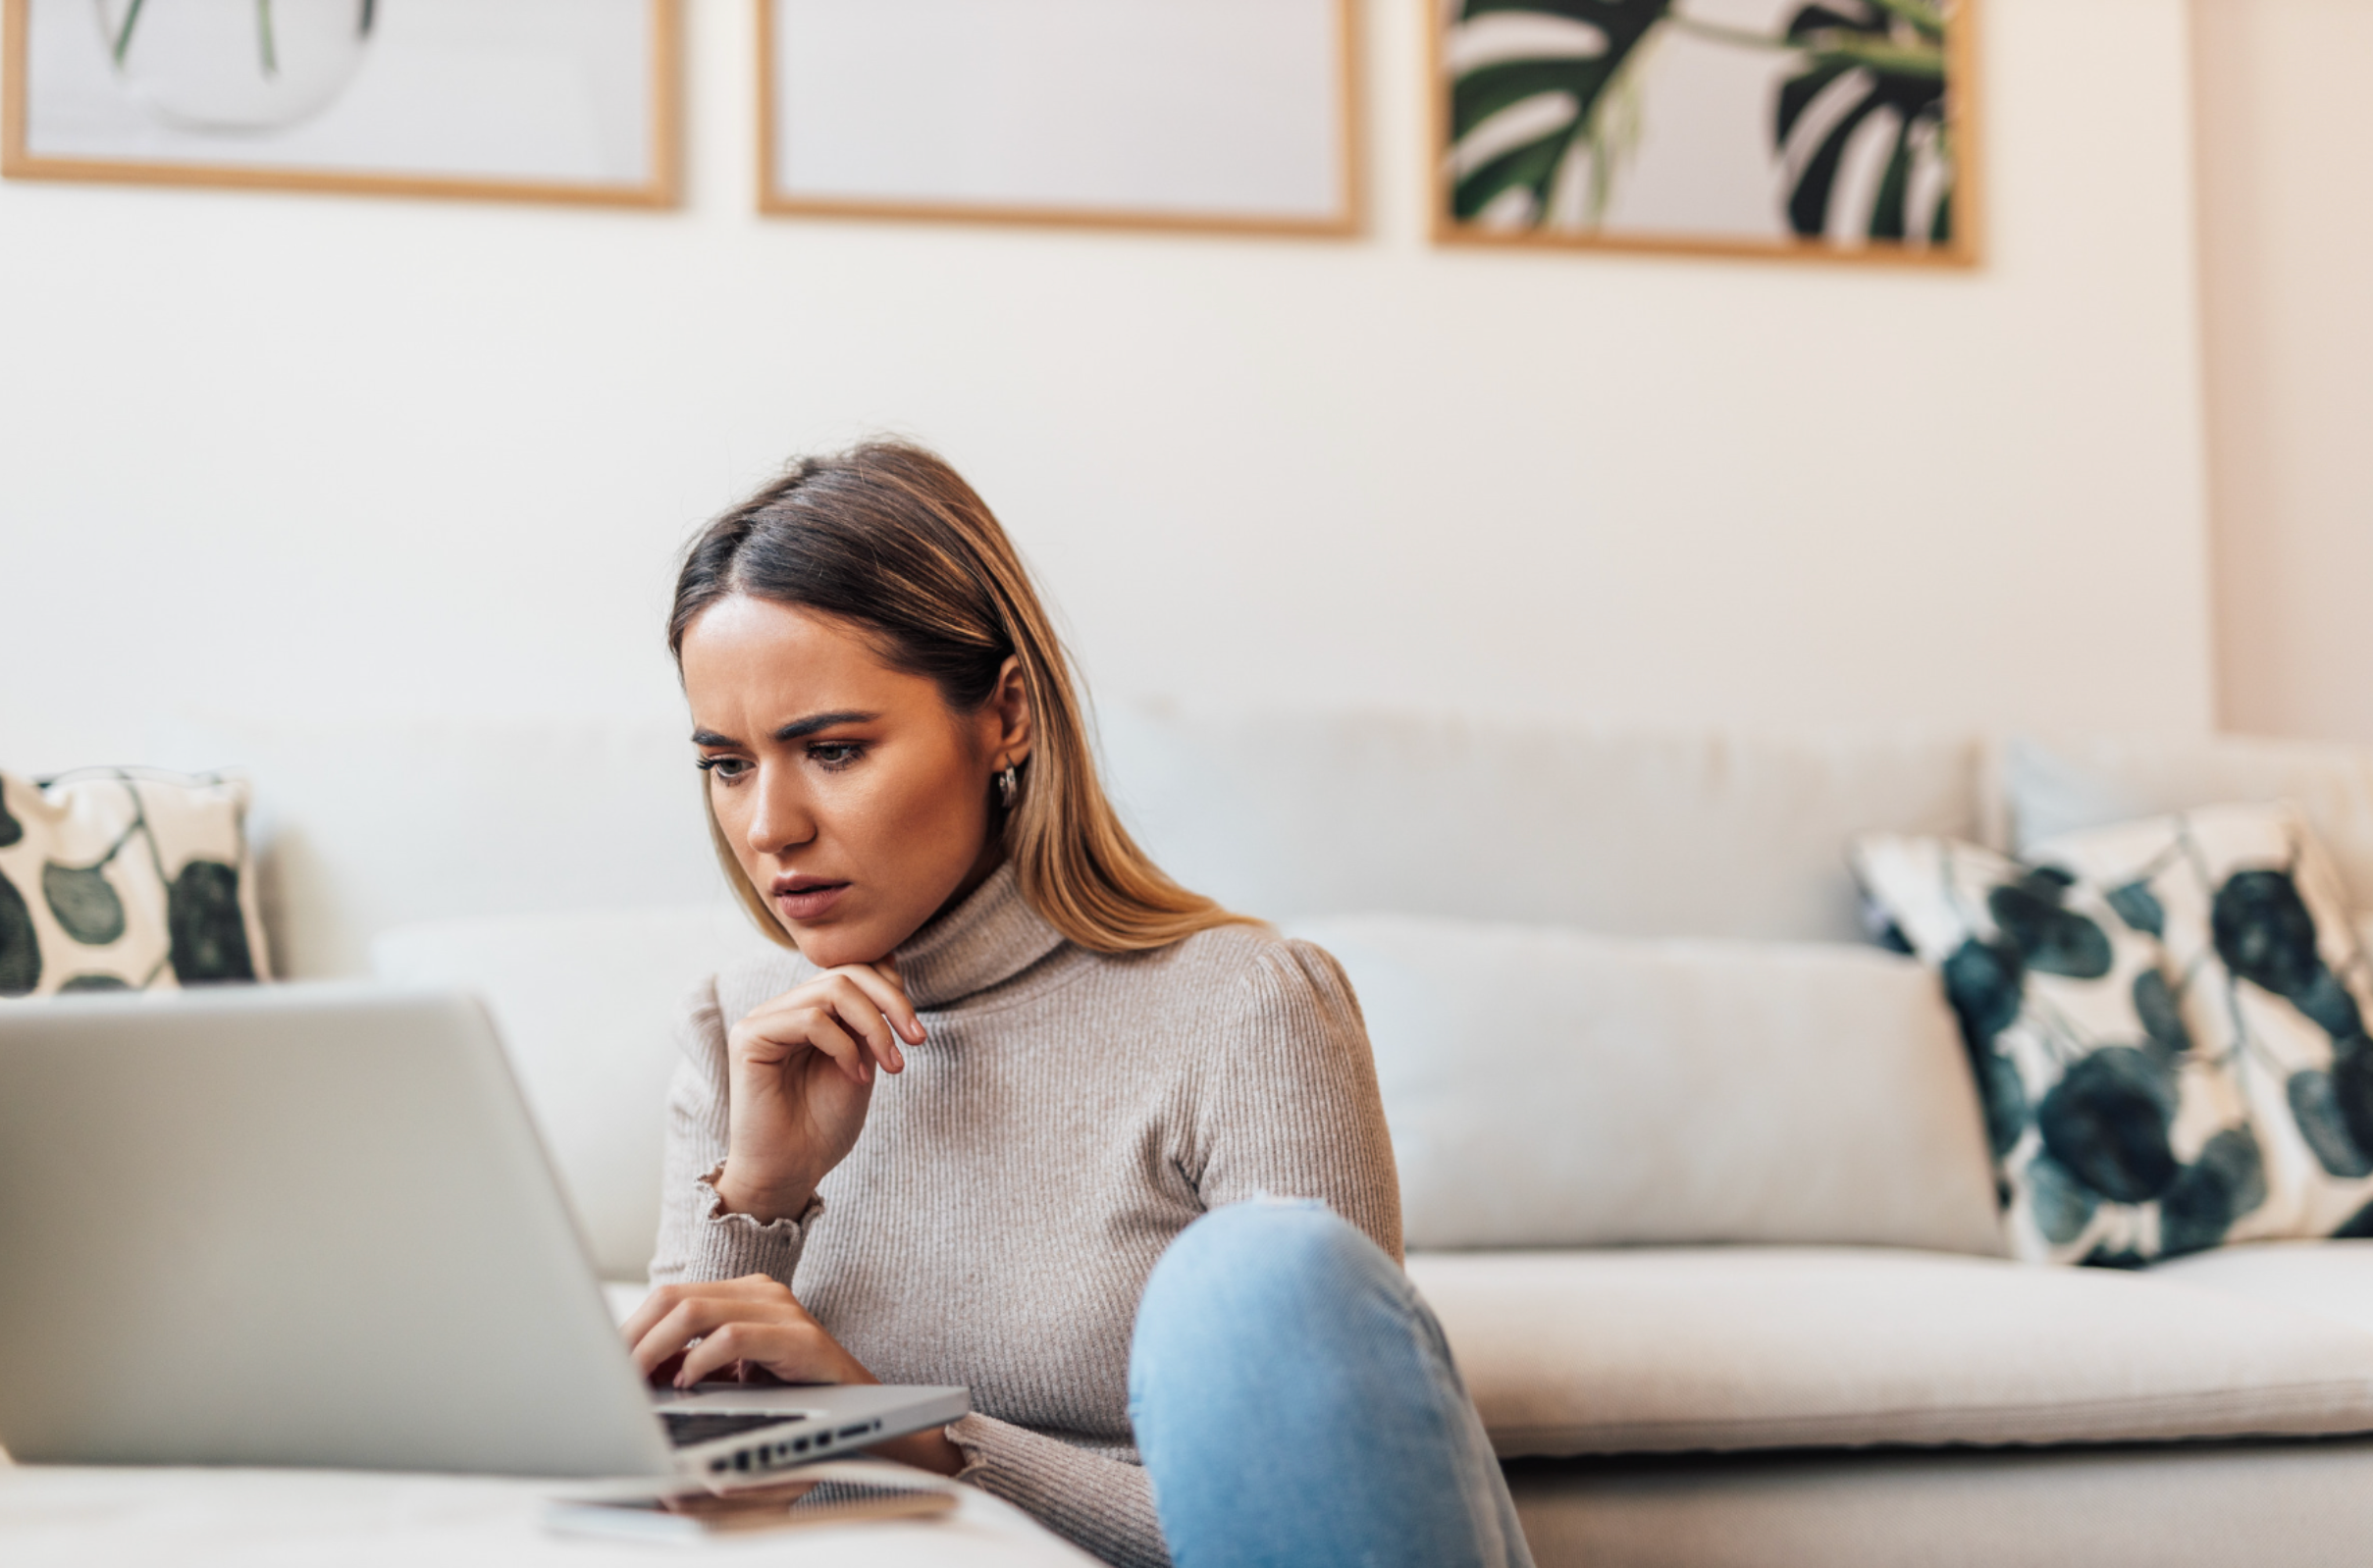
left=208, top=706, right=2373, bottom=1567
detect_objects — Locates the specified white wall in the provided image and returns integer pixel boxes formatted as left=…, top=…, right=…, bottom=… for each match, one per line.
left=0, top=0, right=2216, bottom=786
left=2192, top=0, right=2373, bottom=745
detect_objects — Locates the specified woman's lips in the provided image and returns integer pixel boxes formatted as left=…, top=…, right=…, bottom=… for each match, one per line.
left=771, top=880, right=851, bottom=921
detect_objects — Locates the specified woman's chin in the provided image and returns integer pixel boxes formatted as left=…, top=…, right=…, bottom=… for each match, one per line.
left=789, top=926, right=899, bottom=971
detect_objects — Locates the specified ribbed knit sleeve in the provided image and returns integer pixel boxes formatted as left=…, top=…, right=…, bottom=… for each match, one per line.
left=646, top=976, right=814, bottom=1287
left=1186, top=937, right=1404, bottom=1264
left=945, top=1414, right=1167, bottom=1568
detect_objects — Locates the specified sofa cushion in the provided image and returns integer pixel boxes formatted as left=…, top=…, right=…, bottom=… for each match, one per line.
left=2151, top=1238, right=2373, bottom=1336
left=2004, top=733, right=2373, bottom=915
left=1852, top=836, right=2268, bottom=1264
left=372, top=904, right=780, bottom=1281
left=1407, top=1246, right=2373, bottom=1457
left=1105, top=706, right=1986, bottom=942
left=1292, top=916, right=2004, bottom=1255
left=0, top=767, right=270, bottom=996
left=2032, top=803, right=2373, bottom=1239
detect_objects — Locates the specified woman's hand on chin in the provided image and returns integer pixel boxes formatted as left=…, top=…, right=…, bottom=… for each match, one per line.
left=623, top=1277, right=965, bottom=1476
left=714, top=960, right=923, bottom=1223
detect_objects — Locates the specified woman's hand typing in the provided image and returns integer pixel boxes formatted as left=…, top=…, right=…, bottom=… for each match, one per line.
left=712, top=960, right=923, bottom=1224
left=623, top=1275, right=966, bottom=1476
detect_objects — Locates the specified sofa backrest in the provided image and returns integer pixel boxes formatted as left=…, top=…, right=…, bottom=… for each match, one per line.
left=2003, top=732, right=2373, bottom=912
left=1098, top=706, right=1988, bottom=944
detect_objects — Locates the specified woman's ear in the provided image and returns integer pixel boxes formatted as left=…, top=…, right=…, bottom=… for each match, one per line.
left=992, top=656, right=1033, bottom=768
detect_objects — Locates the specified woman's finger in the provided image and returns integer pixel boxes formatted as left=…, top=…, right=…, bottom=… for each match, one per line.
left=829, top=964, right=925, bottom=1050
left=628, top=1298, right=719, bottom=1378
left=817, top=974, right=906, bottom=1074
left=738, top=1006, right=868, bottom=1086
left=619, top=1283, right=688, bottom=1347
left=631, top=1294, right=790, bottom=1379
left=737, top=967, right=920, bottom=1075
left=799, top=1008, right=872, bottom=1085
left=675, top=1321, right=825, bottom=1388
left=621, top=1275, right=802, bottom=1348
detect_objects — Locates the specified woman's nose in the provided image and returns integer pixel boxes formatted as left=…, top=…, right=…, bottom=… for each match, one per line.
left=745, top=767, right=817, bottom=857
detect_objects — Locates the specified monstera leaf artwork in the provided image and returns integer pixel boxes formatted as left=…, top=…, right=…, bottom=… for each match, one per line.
left=1448, top=0, right=1675, bottom=226
left=1439, top=0, right=1971, bottom=260
left=1775, top=1, right=1953, bottom=241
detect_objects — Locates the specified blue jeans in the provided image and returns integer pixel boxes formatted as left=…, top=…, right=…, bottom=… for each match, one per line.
left=1129, top=1201, right=1535, bottom=1568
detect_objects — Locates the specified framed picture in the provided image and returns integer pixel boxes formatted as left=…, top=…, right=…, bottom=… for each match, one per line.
left=2, top=0, right=681, bottom=208
left=1433, top=0, right=1978, bottom=265
left=757, top=0, right=1359, bottom=237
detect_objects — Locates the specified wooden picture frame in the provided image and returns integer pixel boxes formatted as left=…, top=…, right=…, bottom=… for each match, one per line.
left=757, top=0, right=1361, bottom=238
left=2, top=0, right=682, bottom=209
left=1431, top=0, right=1980, bottom=267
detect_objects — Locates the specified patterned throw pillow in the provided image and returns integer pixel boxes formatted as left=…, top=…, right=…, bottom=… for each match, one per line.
left=1852, top=834, right=2268, bottom=1265
left=0, top=768, right=271, bottom=997
left=2029, top=803, right=2373, bottom=1239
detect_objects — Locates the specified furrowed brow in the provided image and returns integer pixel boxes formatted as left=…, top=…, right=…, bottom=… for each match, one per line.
left=773, top=710, right=876, bottom=743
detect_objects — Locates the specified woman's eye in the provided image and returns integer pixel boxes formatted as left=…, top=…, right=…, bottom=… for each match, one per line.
left=807, top=742, right=865, bottom=770
left=695, top=756, right=750, bottom=782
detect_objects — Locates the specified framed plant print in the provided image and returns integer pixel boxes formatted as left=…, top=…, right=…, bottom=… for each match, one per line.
left=2, top=0, right=681, bottom=208
left=1434, top=0, right=1978, bottom=264
left=758, top=0, right=1360, bottom=237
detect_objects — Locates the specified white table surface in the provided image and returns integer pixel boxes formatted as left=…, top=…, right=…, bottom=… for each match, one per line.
left=0, top=1455, right=1097, bottom=1567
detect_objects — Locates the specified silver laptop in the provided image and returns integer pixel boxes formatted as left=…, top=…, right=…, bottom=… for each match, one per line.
left=0, top=984, right=967, bottom=1480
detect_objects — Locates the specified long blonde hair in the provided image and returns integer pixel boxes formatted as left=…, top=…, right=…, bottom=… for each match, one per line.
left=669, top=442, right=1251, bottom=954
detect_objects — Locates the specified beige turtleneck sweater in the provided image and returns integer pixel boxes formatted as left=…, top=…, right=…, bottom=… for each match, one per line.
left=648, top=863, right=1402, bottom=1567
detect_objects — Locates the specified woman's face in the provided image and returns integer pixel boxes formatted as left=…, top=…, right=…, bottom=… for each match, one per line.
left=678, top=595, right=1028, bottom=969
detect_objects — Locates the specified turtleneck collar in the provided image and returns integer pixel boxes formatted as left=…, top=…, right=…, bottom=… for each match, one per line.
left=892, top=861, right=1068, bottom=1011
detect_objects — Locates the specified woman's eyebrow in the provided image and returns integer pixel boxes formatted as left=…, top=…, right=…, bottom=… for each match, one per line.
left=691, top=712, right=876, bottom=750
left=772, top=710, right=876, bottom=742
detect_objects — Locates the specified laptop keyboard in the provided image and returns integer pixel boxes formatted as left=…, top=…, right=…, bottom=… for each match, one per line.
left=660, top=1410, right=810, bottom=1448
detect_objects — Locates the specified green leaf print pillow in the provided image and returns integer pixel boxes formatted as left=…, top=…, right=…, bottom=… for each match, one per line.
left=2029, top=802, right=2373, bottom=1241
left=1852, top=833, right=2268, bottom=1266
left=0, top=768, right=271, bottom=999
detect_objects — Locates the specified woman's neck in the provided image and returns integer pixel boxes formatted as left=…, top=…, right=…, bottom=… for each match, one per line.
left=929, top=834, right=1008, bottom=932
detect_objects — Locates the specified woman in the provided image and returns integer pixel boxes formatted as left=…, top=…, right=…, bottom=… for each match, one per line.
left=624, top=444, right=1530, bottom=1568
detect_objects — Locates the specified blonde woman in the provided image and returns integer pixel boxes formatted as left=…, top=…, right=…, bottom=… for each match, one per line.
left=623, top=444, right=1531, bottom=1568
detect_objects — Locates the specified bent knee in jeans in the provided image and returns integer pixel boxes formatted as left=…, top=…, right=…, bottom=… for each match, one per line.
left=1129, top=1200, right=1534, bottom=1568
